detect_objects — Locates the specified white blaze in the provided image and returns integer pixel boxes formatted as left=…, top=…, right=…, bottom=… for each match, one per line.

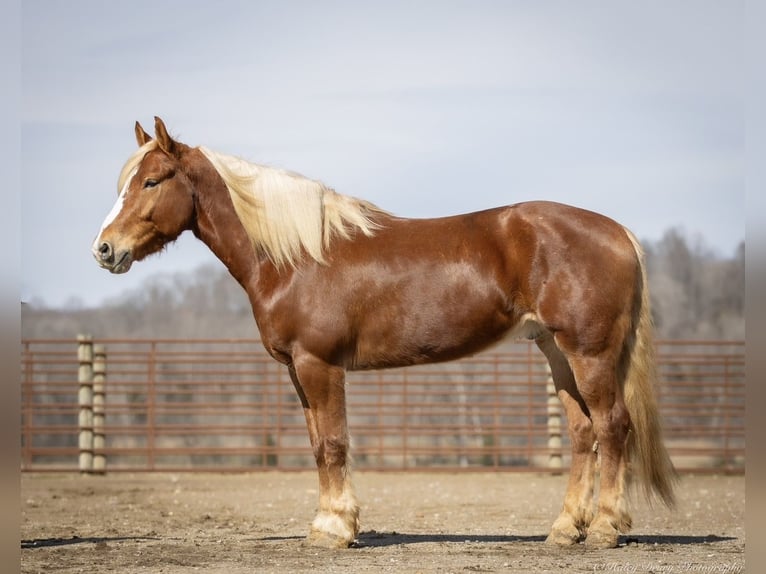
left=94, top=168, right=136, bottom=243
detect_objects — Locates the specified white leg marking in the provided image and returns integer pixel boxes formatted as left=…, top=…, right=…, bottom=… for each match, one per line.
left=311, top=486, right=359, bottom=541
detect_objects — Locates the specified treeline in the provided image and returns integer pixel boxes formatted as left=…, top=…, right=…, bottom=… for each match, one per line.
left=644, top=229, right=744, bottom=339
left=22, top=264, right=257, bottom=340
left=22, top=228, right=745, bottom=341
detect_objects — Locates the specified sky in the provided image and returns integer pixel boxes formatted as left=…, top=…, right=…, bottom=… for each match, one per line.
left=21, top=1, right=744, bottom=309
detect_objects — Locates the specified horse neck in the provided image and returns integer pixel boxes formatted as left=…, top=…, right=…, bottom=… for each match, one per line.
left=186, top=148, right=285, bottom=301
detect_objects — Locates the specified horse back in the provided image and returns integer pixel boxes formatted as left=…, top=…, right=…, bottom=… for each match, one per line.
left=268, top=200, right=640, bottom=369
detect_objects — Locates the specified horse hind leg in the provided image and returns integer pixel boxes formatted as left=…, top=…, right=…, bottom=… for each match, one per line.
left=568, top=354, right=633, bottom=548
left=289, top=358, right=359, bottom=548
left=536, top=333, right=597, bottom=545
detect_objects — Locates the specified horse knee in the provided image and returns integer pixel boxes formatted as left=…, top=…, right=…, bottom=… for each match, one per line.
left=592, top=401, right=631, bottom=454
left=607, top=401, right=631, bottom=442
left=314, top=435, right=349, bottom=467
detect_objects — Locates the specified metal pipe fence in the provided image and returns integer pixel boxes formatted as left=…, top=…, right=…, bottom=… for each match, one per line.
left=20, top=338, right=744, bottom=474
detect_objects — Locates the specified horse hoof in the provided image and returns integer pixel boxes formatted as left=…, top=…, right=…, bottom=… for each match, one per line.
left=307, top=527, right=354, bottom=549
left=546, top=513, right=586, bottom=546
left=546, top=531, right=580, bottom=546
left=584, top=528, right=620, bottom=549
left=307, top=509, right=359, bottom=549
left=546, top=527, right=582, bottom=546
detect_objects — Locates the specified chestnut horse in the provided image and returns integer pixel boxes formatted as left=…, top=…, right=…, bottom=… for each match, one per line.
left=92, top=117, right=677, bottom=549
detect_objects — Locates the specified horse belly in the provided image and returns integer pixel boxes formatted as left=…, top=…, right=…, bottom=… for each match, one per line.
left=350, top=295, right=539, bottom=370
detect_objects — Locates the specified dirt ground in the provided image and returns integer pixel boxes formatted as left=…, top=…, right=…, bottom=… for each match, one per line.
left=21, top=472, right=744, bottom=573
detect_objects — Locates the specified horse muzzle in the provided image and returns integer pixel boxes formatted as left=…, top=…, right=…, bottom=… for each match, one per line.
left=92, top=240, right=133, bottom=274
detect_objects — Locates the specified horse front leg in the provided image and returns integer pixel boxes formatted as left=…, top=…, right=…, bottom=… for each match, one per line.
left=289, top=358, right=359, bottom=548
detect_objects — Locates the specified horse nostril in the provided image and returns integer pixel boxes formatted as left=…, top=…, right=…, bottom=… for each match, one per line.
left=99, top=241, right=114, bottom=263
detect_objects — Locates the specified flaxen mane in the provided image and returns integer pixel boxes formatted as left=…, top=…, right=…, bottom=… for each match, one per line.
left=199, top=147, right=388, bottom=268
left=117, top=140, right=158, bottom=194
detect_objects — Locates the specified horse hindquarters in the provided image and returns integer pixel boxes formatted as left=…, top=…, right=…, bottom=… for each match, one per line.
left=581, top=233, right=677, bottom=546
left=541, top=228, right=677, bottom=548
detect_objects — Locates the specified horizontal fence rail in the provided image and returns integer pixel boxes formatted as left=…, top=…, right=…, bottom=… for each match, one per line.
left=21, top=338, right=744, bottom=473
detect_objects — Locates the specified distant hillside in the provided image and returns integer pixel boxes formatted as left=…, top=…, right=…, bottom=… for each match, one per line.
left=22, top=263, right=256, bottom=340
left=22, top=230, right=744, bottom=341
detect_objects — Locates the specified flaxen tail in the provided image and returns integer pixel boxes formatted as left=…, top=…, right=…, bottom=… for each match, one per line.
left=622, top=228, right=678, bottom=508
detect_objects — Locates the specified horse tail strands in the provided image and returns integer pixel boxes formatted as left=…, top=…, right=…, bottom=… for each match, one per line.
left=621, top=228, right=679, bottom=509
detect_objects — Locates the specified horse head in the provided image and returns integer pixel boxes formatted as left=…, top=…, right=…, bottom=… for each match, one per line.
left=92, top=117, right=196, bottom=273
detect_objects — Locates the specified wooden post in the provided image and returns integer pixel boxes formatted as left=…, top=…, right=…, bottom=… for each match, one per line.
left=546, top=365, right=563, bottom=473
left=147, top=341, right=157, bottom=471
left=77, top=335, right=94, bottom=473
left=92, top=344, right=107, bottom=474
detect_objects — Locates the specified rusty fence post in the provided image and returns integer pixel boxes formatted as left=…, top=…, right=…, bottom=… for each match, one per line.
left=92, top=344, right=107, bottom=474
left=77, top=335, right=94, bottom=473
left=546, top=364, right=563, bottom=473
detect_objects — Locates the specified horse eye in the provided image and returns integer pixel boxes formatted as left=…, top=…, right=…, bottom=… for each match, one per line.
left=143, top=179, right=159, bottom=189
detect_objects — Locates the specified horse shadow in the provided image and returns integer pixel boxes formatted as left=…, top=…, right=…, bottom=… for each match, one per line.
left=351, top=531, right=738, bottom=548
left=353, top=531, right=546, bottom=547
left=21, top=535, right=160, bottom=549
left=23, top=532, right=737, bottom=550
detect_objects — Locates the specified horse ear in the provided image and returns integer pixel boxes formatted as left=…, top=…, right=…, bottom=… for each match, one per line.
left=154, top=116, right=178, bottom=157
left=135, top=121, right=152, bottom=146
